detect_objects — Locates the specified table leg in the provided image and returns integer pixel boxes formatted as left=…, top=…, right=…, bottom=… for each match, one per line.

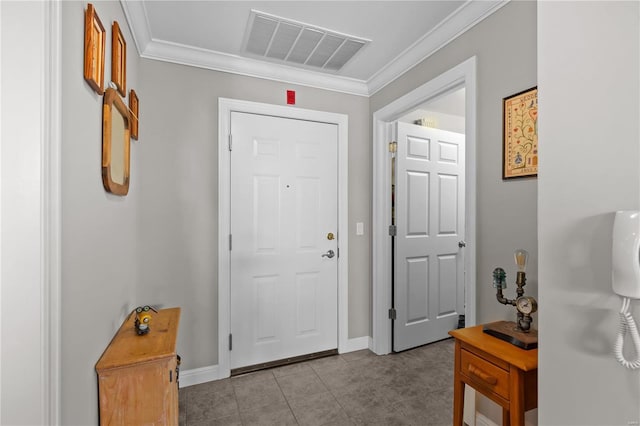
left=509, top=367, right=525, bottom=426
left=453, top=340, right=465, bottom=426
left=502, top=407, right=510, bottom=426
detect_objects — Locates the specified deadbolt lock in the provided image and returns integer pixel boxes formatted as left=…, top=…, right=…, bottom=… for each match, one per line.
left=327, top=232, right=335, bottom=241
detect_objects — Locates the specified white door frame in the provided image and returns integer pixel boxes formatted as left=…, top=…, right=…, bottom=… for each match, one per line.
left=218, top=98, right=349, bottom=378
left=372, top=56, right=477, bottom=355
left=1, top=2, right=61, bottom=424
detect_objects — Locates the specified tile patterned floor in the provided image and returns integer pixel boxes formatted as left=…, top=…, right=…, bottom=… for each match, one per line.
left=179, top=338, right=454, bottom=426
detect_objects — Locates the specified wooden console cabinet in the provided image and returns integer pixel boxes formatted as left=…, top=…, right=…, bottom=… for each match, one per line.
left=96, top=307, right=181, bottom=425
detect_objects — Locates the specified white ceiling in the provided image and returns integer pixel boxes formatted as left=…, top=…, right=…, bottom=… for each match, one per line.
left=122, top=1, right=507, bottom=96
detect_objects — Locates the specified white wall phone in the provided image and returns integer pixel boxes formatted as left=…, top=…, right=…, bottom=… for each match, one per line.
left=612, top=210, right=640, bottom=369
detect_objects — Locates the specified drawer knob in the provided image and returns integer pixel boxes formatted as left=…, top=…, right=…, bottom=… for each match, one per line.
left=468, top=364, right=497, bottom=385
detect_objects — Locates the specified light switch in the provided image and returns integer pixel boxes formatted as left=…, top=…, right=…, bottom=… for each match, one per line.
left=356, top=222, right=364, bottom=236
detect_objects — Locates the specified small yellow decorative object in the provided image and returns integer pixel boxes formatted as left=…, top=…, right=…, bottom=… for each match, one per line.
left=134, top=305, right=157, bottom=335
left=327, top=232, right=335, bottom=240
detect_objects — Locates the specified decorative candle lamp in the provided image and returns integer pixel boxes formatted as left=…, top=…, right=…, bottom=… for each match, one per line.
left=483, top=249, right=538, bottom=349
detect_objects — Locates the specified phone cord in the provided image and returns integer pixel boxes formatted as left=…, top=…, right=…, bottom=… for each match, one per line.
left=615, top=297, right=640, bottom=369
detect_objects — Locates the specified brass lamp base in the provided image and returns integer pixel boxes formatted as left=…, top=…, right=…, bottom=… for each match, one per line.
left=482, top=321, right=538, bottom=350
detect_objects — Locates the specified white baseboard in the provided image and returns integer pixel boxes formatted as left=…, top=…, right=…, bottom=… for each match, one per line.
left=179, top=364, right=223, bottom=388
left=475, top=413, right=499, bottom=426
left=475, top=409, right=537, bottom=426
left=340, top=336, right=370, bottom=353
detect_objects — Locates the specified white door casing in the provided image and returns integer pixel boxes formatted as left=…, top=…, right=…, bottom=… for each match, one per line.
left=393, top=122, right=465, bottom=352
left=218, top=98, right=349, bottom=379
left=229, top=111, right=338, bottom=369
left=372, top=56, right=477, bottom=356
left=0, top=2, right=62, bottom=424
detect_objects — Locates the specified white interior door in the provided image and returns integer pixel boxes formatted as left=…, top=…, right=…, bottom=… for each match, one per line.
left=393, top=121, right=465, bottom=352
left=229, top=111, right=338, bottom=369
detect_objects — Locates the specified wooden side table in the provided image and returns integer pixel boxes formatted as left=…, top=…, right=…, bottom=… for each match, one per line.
left=449, top=323, right=537, bottom=426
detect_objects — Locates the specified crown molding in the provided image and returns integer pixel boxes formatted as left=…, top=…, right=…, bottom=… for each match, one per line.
left=366, top=0, right=509, bottom=95
left=120, top=0, right=152, bottom=55
left=121, top=0, right=508, bottom=97
left=142, top=39, right=371, bottom=96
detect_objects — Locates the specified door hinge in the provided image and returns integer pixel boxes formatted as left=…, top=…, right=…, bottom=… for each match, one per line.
left=388, top=308, right=397, bottom=320
left=388, top=141, right=397, bottom=153
left=388, top=225, right=397, bottom=236
left=228, top=134, right=233, bottom=151
left=229, top=234, right=232, bottom=250
left=229, top=333, right=232, bottom=351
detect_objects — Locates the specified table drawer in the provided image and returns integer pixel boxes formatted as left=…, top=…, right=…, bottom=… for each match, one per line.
left=460, top=349, right=509, bottom=400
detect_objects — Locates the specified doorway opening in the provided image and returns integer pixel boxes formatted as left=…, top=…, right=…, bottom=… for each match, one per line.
left=372, top=57, right=477, bottom=355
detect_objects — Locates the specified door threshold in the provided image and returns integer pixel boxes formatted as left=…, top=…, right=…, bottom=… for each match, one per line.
left=231, top=349, right=338, bottom=376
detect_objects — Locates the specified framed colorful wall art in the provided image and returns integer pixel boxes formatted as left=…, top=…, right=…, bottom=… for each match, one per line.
left=503, top=87, right=538, bottom=179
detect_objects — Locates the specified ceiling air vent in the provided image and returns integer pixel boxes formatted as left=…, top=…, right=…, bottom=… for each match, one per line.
left=244, top=10, right=369, bottom=72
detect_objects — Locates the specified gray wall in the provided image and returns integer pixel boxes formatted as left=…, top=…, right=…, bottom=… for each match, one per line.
left=371, top=1, right=538, bottom=331
left=136, top=60, right=371, bottom=369
left=538, top=2, right=640, bottom=425
left=61, top=2, right=140, bottom=424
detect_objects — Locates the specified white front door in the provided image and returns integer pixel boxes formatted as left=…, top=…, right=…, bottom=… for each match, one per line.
left=229, top=111, right=339, bottom=369
left=393, top=121, right=465, bottom=352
